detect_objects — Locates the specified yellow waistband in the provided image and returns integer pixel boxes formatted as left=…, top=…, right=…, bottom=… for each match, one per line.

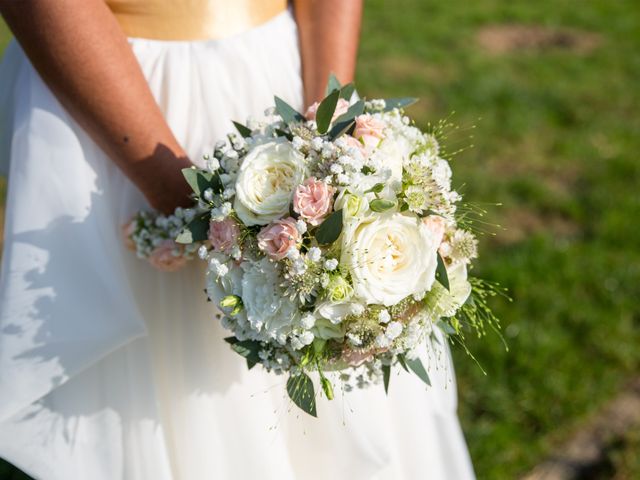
left=107, top=0, right=288, bottom=41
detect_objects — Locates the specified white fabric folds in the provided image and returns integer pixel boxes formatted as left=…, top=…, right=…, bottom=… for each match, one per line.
left=0, top=11, right=475, bottom=480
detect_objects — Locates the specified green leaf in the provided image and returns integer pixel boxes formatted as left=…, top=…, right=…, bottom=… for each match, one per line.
left=316, top=89, right=340, bottom=134
left=396, top=353, right=410, bottom=372
left=336, top=99, right=365, bottom=123
left=325, top=73, right=342, bottom=95
left=232, top=120, right=252, bottom=138
left=436, top=252, right=450, bottom=291
left=437, top=319, right=457, bottom=336
left=406, top=357, right=432, bottom=386
left=313, top=338, right=327, bottom=355
left=287, top=373, right=317, bottom=417
left=383, top=97, right=419, bottom=112
left=315, top=209, right=343, bottom=245
left=275, top=96, right=305, bottom=124
left=369, top=199, right=396, bottom=212
left=175, top=212, right=210, bottom=244
left=181, top=168, right=221, bottom=199
left=328, top=119, right=356, bottom=140
left=328, top=100, right=365, bottom=139
left=382, top=364, right=391, bottom=394
left=366, top=183, right=385, bottom=194
left=228, top=339, right=262, bottom=370
left=339, top=83, right=356, bottom=100
left=274, top=128, right=293, bottom=141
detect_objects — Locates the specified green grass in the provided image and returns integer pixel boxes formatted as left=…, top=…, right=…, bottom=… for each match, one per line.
left=2, top=2, right=640, bottom=478
left=357, top=0, right=640, bottom=477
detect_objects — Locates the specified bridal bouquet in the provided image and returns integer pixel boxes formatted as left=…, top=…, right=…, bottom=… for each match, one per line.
left=125, top=78, right=503, bottom=416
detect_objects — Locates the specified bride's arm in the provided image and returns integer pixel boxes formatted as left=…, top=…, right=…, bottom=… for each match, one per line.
left=293, top=0, right=363, bottom=106
left=0, top=0, right=192, bottom=214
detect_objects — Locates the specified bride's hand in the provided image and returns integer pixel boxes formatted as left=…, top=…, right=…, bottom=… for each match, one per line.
left=133, top=144, right=195, bottom=215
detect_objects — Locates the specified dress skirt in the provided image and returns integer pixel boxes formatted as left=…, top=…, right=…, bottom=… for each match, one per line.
left=0, top=10, right=476, bottom=480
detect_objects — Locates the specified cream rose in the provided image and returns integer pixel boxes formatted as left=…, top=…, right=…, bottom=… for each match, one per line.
left=341, top=212, right=440, bottom=306
left=234, top=139, right=307, bottom=226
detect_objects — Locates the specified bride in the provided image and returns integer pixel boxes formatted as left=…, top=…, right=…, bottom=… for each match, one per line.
left=0, top=0, right=476, bottom=478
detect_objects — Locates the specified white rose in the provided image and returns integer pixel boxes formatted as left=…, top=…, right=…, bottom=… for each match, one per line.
left=234, top=139, right=307, bottom=226
left=240, top=258, right=299, bottom=339
left=342, top=212, right=440, bottom=306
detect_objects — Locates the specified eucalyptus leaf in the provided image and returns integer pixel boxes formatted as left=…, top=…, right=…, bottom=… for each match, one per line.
left=274, top=128, right=293, bottom=141
left=181, top=168, right=221, bottom=198
left=406, top=357, right=432, bottom=386
left=397, top=353, right=410, bottom=372
left=383, top=97, right=419, bottom=112
left=232, top=121, right=252, bottom=138
left=382, top=364, right=391, bottom=394
left=339, top=83, right=356, bottom=100
left=287, top=373, right=317, bottom=417
left=369, top=199, right=396, bottom=212
left=175, top=212, right=210, bottom=244
left=315, top=209, right=343, bottom=245
left=316, top=89, right=340, bottom=134
left=436, top=253, right=450, bottom=291
left=328, top=119, right=355, bottom=140
left=325, top=73, right=342, bottom=95
left=228, top=339, right=262, bottom=370
left=275, top=96, right=305, bottom=124
left=328, top=100, right=365, bottom=139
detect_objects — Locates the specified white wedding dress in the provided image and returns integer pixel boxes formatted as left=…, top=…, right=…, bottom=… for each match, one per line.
left=0, top=9, right=476, bottom=480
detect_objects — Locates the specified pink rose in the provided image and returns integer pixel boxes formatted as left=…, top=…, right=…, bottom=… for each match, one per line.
left=305, top=98, right=350, bottom=122
left=353, top=114, right=385, bottom=150
left=293, top=177, right=335, bottom=226
left=148, top=240, right=187, bottom=272
left=342, top=135, right=369, bottom=159
left=422, top=215, right=446, bottom=247
left=257, top=217, right=301, bottom=260
left=208, top=218, right=240, bottom=253
left=121, top=218, right=137, bottom=251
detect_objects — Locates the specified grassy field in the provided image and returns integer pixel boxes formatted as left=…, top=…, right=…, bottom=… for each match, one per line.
left=356, top=0, right=640, bottom=477
left=1, top=1, right=640, bottom=478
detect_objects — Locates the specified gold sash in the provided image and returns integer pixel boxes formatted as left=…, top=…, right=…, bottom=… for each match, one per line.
left=106, top=0, right=288, bottom=41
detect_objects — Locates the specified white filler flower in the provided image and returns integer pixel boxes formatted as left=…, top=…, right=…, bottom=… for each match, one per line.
left=241, top=258, right=299, bottom=340
left=342, top=212, right=440, bottom=306
left=234, top=139, right=307, bottom=225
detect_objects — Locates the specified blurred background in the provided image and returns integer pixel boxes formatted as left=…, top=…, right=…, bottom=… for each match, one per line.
left=1, top=0, right=639, bottom=478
